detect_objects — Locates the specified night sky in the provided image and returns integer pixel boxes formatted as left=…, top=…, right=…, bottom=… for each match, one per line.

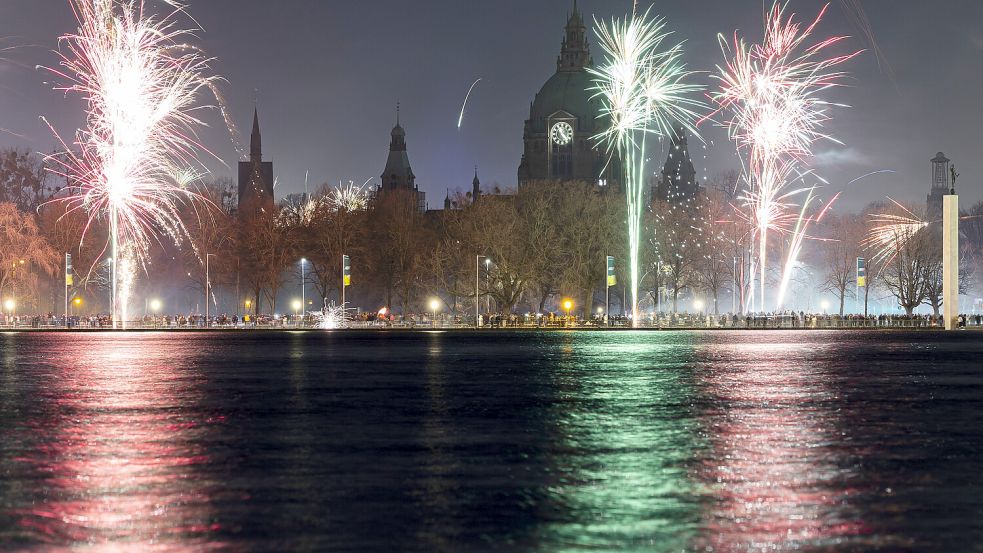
left=1, top=0, right=981, bottom=211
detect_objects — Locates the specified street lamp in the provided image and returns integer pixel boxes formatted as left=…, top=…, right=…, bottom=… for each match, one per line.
left=72, top=296, right=82, bottom=316
left=150, top=299, right=161, bottom=328
left=300, top=258, right=307, bottom=315
left=563, top=299, right=573, bottom=326
left=475, top=255, right=490, bottom=328
left=429, top=298, right=440, bottom=326
left=694, top=299, right=705, bottom=313
left=292, top=299, right=302, bottom=323
left=484, top=258, right=491, bottom=313
left=205, top=253, right=216, bottom=327
left=4, top=298, right=15, bottom=318
left=820, top=300, right=830, bottom=314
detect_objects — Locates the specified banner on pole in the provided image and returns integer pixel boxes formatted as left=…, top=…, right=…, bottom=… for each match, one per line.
left=857, top=257, right=866, bottom=287
left=65, top=253, right=73, bottom=286
left=606, top=256, right=616, bottom=287
left=343, top=255, right=351, bottom=287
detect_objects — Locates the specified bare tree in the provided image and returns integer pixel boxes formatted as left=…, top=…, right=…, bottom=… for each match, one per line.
left=0, top=203, right=59, bottom=311
left=819, top=214, right=862, bottom=316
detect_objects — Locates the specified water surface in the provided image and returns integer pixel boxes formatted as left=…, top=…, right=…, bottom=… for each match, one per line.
left=1, top=330, right=981, bottom=551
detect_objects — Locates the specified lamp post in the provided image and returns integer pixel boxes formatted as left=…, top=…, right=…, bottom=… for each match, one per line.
left=484, top=258, right=491, bottom=314
left=563, top=299, right=573, bottom=327
left=300, top=258, right=307, bottom=317
left=292, top=299, right=302, bottom=325
left=150, top=299, right=161, bottom=328
left=205, top=253, right=216, bottom=328
left=429, top=298, right=440, bottom=328
left=475, top=255, right=488, bottom=328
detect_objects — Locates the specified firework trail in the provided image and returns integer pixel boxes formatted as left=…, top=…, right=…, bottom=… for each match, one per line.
left=837, top=0, right=895, bottom=86
left=457, top=78, right=482, bottom=128
left=42, top=0, right=220, bottom=328
left=710, top=1, right=859, bottom=311
left=591, top=7, right=703, bottom=326
left=862, top=198, right=929, bottom=264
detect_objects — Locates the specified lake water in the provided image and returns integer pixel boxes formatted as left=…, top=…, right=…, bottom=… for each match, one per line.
left=0, top=330, right=981, bottom=551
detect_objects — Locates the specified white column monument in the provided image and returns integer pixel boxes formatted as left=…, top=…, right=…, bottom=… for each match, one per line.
left=942, top=166, right=959, bottom=330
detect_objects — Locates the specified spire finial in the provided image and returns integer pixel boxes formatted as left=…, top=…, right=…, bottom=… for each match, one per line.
left=396, top=101, right=400, bottom=126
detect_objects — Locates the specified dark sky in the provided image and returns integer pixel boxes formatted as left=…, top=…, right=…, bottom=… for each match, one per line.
left=1, top=0, right=981, bottom=212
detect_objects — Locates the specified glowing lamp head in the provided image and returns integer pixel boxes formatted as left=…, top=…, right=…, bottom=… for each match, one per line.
left=563, top=299, right=573, bottom=311
left=150, top=299, right=161, bottom=312
left=73, top=297, right=83, bottom=306
left=4, top=299, right=14, bottom=311
left=245, top=300, right=252, bottom=308
left=429, top=299, right=440, bottom=312
left=292, top=300, right=302, bottom=311
left=820, top=300, right=830, bottom=311
left=694, top=300, right=705, bottom=311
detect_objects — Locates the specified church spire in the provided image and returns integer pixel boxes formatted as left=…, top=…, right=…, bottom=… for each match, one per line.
left=558, top=0, right=590, bottom=71
left=472, top=165, right=481, bottom=202
left=250, top=107, right=262, bottom=162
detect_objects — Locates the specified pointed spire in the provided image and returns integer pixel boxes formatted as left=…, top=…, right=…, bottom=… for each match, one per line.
left=558, top=0, right=590, bottom=71
left=396, top=101, right=400, bottom=126
left=472, top=165, right=481, bottom=202
left=250, top=107, right=262, bottom=162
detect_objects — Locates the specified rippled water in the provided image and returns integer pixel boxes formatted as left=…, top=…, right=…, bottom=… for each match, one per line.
left=0, top=330, right=981, bottom=551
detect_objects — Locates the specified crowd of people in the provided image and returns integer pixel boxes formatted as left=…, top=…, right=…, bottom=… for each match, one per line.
left=0, top=310, right=982, bottom=330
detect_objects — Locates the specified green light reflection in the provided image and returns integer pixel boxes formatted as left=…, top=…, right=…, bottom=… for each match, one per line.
left=535, top=331, right=707, bottom=551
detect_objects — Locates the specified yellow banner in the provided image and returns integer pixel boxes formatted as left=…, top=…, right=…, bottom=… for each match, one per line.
left=607, top=275, right=616, bottom=286
left=857, top=276, right=866, bottom=287
left=343, top=275, right=351, bottom=287
left=66, top=274, right=73, bottom=286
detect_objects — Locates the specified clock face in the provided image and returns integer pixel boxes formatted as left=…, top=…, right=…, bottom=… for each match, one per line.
left=550, top=122, right=574, bottom=146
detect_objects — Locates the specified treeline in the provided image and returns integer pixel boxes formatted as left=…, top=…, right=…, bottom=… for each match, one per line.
left=2, top=146, right=982, bottom=317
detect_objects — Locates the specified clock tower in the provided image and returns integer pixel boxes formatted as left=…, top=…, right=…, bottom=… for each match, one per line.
left=517, top=2, right=616, bottom=189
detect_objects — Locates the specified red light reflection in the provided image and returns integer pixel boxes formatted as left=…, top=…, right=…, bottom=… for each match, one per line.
left=10, top=333, right=223, bottom=549
left=693, top=337, right=869, bottom=549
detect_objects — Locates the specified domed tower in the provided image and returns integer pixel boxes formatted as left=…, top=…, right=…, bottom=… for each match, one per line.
left=377, top=103, right=425, bottom=212
left=518, top=1, right=615, bottom=189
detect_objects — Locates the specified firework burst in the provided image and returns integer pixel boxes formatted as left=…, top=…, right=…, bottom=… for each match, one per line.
left=862, top=198, right=929, bottom=264
left=330, top=179, right=370, bottom=212
left=590, top=7, right=703, bottom=326
left=43, top=0, right=219, bottom=327
left=710, top=1, right=859, bottom=311
left=312, top=301, right=350, bottom=330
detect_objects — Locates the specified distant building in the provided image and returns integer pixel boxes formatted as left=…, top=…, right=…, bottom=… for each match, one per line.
left=376, top=106, right=426, bottom=212
left=442, top=168, right=481, bottom=211
left=926, top=151, right=951, bottom=220
left=238, top=108, right=275, bottom=214
left=653, top=125, right=701, bottom=204
left=518, top=1, right=616, bottom=189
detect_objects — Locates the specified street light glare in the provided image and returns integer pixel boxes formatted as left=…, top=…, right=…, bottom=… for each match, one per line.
left=150, top=299, right=162, bottom=312
left=429, top=298, right=440, bottom=311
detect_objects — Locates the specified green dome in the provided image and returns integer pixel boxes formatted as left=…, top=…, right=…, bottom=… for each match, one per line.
left=529, top=69, right=602, bottom=134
